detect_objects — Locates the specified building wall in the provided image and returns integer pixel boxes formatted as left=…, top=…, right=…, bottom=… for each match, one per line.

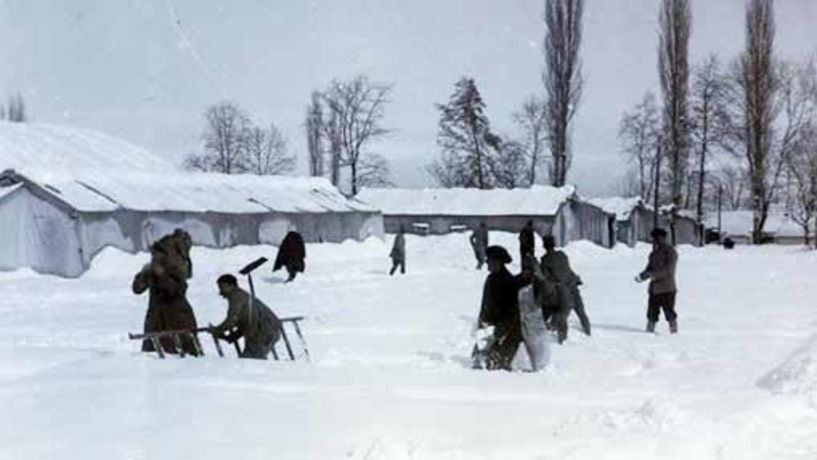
left=0, top=188, right=84, bottom=277
left=383, top=214, right=558, bottom=239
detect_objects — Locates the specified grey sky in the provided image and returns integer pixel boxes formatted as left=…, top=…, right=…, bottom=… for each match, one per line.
left=0, top=0, right=814, bottom=196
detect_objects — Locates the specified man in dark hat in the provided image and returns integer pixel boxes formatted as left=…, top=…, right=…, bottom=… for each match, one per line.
left=213, top=274, right=282, bottom=359
left=636, top=228, right=679, bottom=333
left=469, top=222, right=489, bottom=270
left=540, top=235, right=591, bottom=340
left=389, top=225, right=406, bottom=275
left=518, top=220, right=536, bottom=270
left=474, top=245, right=531, bottom=370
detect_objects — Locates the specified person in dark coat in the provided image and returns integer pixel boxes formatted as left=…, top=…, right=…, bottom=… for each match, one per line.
left=469, top=222, right=489, bottom=269
left=474, top=246, right=531, bottom=371
left=274, top=231, right=306, bottom=282
left=389, top=225, right=406, bottom=275
left=519, top=220, right=536, bottom=270
left=213, top=274, right=282, bottom=359
left=152, top=228, right=194, bottom=279
left=540, top=235, right=591, bottom=340
left=636, top=228, right=679, bottom=333
left=132, top=242, right=199, bottom=355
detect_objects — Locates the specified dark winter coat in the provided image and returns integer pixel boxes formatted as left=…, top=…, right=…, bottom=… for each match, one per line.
left=274, top=231, right=306, bottom=273
left=132, top=262, right=198, bottom=354
left=213, top=287, right=282, bottom=351
left=390, top=233, right=406, bottom=262
left=519, top=226, right=535, bottom=256
left=152, top=231, right=193, bottom=279
left=639, top=242, right=678, bottom=294
left=470, top=227, right=489, bottom=257
left=479, top=268, right=530, bottom=337
left=540, top=251, right=581, bottom=287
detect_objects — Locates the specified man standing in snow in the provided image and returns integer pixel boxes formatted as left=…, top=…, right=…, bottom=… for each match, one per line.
left=132, top=240, right=199, bottom=355
left=540, top=235, right=591, bottom=340
left=389, top=225, right=406, bottom=275
left=474, top=246, right=531, bottom=371
left=213, top=274, right=282, bottom=359
left=274, top=230, right=306, bottom=282
left=469, top=222, right=489, bottom=269
left=519, top=220, right=536, bottom=270
left=636, top=228, right=679, bottom=333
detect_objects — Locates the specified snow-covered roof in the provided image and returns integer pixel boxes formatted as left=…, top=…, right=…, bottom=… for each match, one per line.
left=705, top=210, right=809, bottom=238
left=0, top=121, right=175, bottom=177
left=357, top=186, right=576, bottom=217
left=587, top=197, right=645, bottom=221
left=2, top=170, right=377, bottom=214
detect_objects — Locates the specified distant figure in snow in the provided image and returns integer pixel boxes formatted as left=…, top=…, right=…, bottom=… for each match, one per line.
left=519, top=220, right=536, bottom=270
left=540, top=235, right=591, bottom=341
left=274, top=231, right=306, bottom=282
left=469, top=222, right=489, bottom=269
left=389, top=225, right=406, bottom=275
left=213, top=274, right=282, bottom=359
left=132, top=238, right=199, bottom=355
left=473, top=246, right=531, bottom=371
left=723, top=237, right=735, bottom=250
left=636, top=228, right=679, bottom=333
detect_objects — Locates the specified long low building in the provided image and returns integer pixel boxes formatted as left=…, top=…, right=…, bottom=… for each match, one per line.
left=357, top=186, right=616, bottom=248
left=0, top=122, right=383, bottom=277
left=0, top=170, right=383, bottom=277
left=589, top=197, right=703, bottom=247
left=705, top=210, right=812, bottom=245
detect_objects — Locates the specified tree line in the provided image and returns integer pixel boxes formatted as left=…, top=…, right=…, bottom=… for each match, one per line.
left=618, top=0, right=817, bottom=244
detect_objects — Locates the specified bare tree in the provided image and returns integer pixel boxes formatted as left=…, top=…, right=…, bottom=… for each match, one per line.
left=429, top=77, right=501, bottom=189
left=245, top=124, right=296, bottom=175
left=357, top=154, right=393, bottom=188
left=787, top=124, right=817, bottom=246
left=543, top=0, right=584, bottom=187
left=619, top=92, right=661, bottom=200
left=658, top=0, right=692, bottom=209
left=512, top=95, right=549, bottom=186
left=185, top=102, right=251, bottom=174
left=490, top=139, right=530, bottom=189
left=716, top=164, right=750, bottom=210
left=321, top=75, right=392, bottom=195
left=306, top=91, right=324, bottom=177
left=724, top=0, right=780, bottom=243
left=690, top=55, right=729, bottom=227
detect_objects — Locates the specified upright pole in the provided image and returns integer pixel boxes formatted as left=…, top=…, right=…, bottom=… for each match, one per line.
left=717, top=184, right=723, bottom=240
left=653, top=140, right=663, bottom=229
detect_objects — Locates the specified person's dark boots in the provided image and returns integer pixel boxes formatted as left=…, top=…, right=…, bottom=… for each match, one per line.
left=646, top=320, right=656, bottom=333
left=669, top=320, right=678, bottom=334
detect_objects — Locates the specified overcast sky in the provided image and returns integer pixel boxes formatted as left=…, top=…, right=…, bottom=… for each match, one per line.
left=0, top=0, right=814, bottom=196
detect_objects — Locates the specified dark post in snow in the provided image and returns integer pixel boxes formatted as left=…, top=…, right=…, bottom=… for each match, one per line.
left=717, top=183, right=723, bottom=240
left=653, top=139, right=663, bottom=229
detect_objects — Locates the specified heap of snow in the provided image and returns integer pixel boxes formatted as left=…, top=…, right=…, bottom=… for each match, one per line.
left=588, top=196, right=645, bottom=221
left=0, top=121, right=175, bottom=178
left=12, top=171, right=376, bottom=214
left=357, top=185, right=576, bottom=216
left=757, top=334, right=817, bottom=397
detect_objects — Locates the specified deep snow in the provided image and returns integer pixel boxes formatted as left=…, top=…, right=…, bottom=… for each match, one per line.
left=0, top=233, right=816, bottom=459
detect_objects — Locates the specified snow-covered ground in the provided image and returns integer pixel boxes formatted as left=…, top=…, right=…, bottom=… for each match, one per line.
left=1, top=233, right=816, bottom=460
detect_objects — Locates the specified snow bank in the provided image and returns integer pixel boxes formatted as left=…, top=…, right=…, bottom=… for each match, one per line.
left=357, top=185, right=576, bottom=216
left=757, top=334, right=817, bottom=399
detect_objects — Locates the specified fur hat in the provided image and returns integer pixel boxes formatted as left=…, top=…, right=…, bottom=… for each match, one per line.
left=650, top=228, right=668, bottom=238
left=485, top=245, right=512, bottom=264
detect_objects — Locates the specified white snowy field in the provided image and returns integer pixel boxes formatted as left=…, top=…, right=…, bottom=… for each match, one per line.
left=1, top=233, right=817, bottom=460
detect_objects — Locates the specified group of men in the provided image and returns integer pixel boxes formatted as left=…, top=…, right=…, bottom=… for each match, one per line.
left=474, top=223, right=679, bottom=371
left=131, top=229, right=307, bottom=359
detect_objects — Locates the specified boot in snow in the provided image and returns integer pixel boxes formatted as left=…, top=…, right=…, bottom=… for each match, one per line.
left=669, top=320, right=678, bottom=334
left=646, top=321, right=656, bottom=333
